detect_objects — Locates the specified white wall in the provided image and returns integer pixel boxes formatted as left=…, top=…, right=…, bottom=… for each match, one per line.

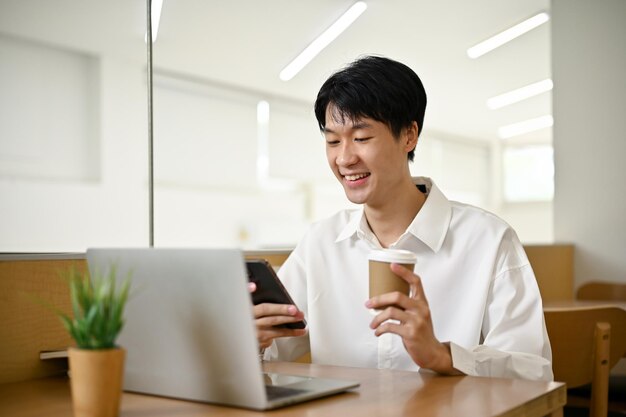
left=411, top=132, right=491, bottom=209
left=498, top=202, right=554, bottom=244
left=494, top=140, right=554, bottom=244
left=552, top=0, right=626, bottom=286
left=0, top=32, right=556, bottom=252
left=0, top=53, right=149, bottom=251
left=0, top=34, right=100, bottom=181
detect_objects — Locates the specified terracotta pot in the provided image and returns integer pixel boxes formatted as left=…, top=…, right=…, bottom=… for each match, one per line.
left=68, top=347, right=126, bottom=417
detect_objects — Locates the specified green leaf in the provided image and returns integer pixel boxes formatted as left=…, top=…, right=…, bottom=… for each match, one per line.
left=35, top=264, right=133, bottom=349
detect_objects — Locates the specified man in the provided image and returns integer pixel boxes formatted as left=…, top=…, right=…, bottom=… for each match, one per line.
left=252, top=55, right=552, bottom=380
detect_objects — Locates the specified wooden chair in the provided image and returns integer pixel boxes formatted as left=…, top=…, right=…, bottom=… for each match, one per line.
left=577, top=281, right=626, bottom=302
left=575, top=281, right=626, bottom=415
left=544, top=306, right=626, bottom=417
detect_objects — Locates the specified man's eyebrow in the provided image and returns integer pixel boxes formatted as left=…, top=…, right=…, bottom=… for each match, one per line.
left=352, top=121, right=372, bottom=130
left=322, top=121, right=372, bottom=134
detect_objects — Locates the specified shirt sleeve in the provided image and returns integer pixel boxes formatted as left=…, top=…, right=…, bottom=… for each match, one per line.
left=449, top=253, right=553, bottom=381
left=449, top=342, right=553, bottom=380
left=264, top=248, right=311, bottom=362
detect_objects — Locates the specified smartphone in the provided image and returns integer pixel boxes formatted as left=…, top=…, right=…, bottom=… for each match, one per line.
left=246, top=259, right=306, bottom=329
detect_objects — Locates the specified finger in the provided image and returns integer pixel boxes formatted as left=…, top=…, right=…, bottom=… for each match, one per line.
left=259, top=327, right=307, bottom=338
left=256, top=312, right=305, bottom=328
left=248, top=282, right=257, bottom=293
left=254, top=303, right=300, bottom=319
left=258, top=328, right=307, bottom=348
left=389, top=262, right=417, bottom=284
left=369, top=306, right=411, bottom=329
left=259, top=328, right=308, bottom=340
left=372, top=320, right=408, bottom=338
left=390, top=263, right=427, bottom=301
left=365, top=291, right=417, bottom=312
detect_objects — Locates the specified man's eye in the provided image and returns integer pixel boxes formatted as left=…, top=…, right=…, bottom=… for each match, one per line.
left=326, top=140, right=340, bottom=145
left=354, top=137, right=371, bottom=143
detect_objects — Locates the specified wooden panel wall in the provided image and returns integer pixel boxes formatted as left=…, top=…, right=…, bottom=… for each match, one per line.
left=244, top=251, right=290, bottom=268
left=524, top=244, right=575, bottom=302
left=0, top=258, right=84, bottom=384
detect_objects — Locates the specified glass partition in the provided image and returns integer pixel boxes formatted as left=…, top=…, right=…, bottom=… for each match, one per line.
left=0, top=1, right=551, bottom=251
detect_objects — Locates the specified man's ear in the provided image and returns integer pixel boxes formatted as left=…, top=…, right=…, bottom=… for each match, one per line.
left=404, top=121, right=419, bottom=152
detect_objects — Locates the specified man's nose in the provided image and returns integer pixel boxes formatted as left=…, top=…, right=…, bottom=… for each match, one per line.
left=337, top=142, right=357, bottom=166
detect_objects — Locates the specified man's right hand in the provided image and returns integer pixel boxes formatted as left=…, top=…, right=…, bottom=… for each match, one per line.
left=248, top=282, right=307, bottom=349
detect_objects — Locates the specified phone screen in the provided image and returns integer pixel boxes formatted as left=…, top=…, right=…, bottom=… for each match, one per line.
left=246, top=259, right=306, bottom=329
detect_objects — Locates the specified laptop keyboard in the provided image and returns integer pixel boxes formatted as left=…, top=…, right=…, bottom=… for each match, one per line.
left=265, top=384, right=308, bottom=400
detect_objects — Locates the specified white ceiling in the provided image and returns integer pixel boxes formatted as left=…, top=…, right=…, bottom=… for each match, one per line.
left=0, top=0, right=552, bottom=143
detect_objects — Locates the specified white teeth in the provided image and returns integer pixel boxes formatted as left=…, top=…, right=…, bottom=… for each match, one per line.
left=345, top=173, right=369, bottom=181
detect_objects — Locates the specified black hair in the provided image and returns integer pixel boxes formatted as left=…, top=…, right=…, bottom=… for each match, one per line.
left=314, top=55, right=427, bottom=162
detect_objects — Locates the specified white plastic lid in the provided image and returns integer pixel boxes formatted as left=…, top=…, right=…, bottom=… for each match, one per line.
left=368, top=249, right=417, bottom=263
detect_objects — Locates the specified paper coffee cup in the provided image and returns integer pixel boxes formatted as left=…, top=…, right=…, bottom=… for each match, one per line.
left=368, top=249, right=417, bottom=299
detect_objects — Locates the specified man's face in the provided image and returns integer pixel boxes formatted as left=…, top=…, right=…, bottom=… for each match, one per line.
left=323, top=106, right=417, bottom=208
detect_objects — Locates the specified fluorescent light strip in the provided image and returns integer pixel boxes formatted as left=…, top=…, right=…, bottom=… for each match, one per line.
left=144, top=0, right=164, bottom=43
left=487, top=79, right=553, bottom=110
left=256, top=101, right=270, bottom=182
left=498, top=115, right=553, bottom=139
left=467, top=12, right=549, bottom=59
left=279, top=1, right=368, bottom=81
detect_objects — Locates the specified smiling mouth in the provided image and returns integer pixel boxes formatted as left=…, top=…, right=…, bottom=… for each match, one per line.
left=343, top=173, right=370, bottom=181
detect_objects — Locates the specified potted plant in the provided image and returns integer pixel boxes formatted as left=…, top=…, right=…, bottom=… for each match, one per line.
left=60, top=266, right=131, bottom=417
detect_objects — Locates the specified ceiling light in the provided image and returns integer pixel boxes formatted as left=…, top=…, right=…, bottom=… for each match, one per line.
left=467, top=12, right=549, bottom=59
left=487, top=79, right=553, bottom=110
left=257, top=100, right=270, bottom=125
left=145, top=0, right=164, bottom=43
left=498, top=115, right=553, bottom=139
left=279, top=1, right=368, bottom=81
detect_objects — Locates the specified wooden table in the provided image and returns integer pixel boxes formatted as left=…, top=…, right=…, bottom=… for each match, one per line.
left=0, top=361, right=565, bottom=417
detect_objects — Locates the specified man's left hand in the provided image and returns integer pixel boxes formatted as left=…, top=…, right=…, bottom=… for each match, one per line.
left=365, top=263, right=462, bottom=375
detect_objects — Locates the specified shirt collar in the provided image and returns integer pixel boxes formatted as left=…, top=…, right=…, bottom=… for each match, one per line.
left=405, top=177, right=451, bottom=252
left=334, top=177, right=452, bottom=252
left=335, top=209, right=364, bottom=243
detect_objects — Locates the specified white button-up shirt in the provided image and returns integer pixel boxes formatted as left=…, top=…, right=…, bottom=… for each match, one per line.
left=268, top=177, right=553, bottom=380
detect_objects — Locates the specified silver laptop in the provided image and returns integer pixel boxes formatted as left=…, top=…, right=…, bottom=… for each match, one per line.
left=85, top=248, right=359, bottom=410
